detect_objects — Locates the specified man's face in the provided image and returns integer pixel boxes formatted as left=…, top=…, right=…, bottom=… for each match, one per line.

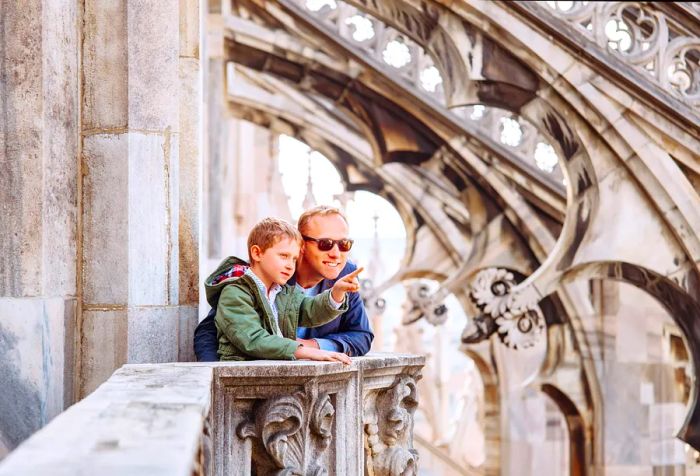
left=251, top=237, right=300, bottom=288
left=299, top=214, right=350, bottom=281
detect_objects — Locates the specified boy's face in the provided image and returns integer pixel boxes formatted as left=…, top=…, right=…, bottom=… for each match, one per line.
left=299, top=213, right=350, bottom=281
left=250, top=237, right=300, bottom=289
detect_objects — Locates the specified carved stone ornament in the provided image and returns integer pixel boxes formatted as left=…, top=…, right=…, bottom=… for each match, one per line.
left=402, top=281, right=448, bottom=326
left=361, top=278, right=387, bottom=317
left=541, top=1, right=700, bottom=106
left=237, top=382, right=335, bottom=475
left=468, top=268, right=545, bottom=349
left=364, top=375, right=420, bottom=476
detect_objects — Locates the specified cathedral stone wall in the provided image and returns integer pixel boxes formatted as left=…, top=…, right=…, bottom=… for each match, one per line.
left=0, top=0, right=200, bottom=455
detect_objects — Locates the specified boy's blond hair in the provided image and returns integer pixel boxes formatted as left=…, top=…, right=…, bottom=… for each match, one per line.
left=247, top=217, right=302, bottom=261
left=297, top=205, right=348, bottom=234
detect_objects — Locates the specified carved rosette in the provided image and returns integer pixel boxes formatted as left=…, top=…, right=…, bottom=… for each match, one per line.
left=237, top=382, right=335, bottom=475
left=364, top=375, right=420, bottom=476
left=402, top=281, right=448, bottom=326
left=468, top=268, right=545, bottom=349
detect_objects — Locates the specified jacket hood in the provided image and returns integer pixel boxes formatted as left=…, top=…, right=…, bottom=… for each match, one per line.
left=204, top=256, right=249, bottom=307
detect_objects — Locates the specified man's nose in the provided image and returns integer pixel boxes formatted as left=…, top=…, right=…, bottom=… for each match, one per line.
left=327, top=245, right=340, bottom=257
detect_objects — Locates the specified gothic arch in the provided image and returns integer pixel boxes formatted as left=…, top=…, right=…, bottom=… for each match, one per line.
left=220, top=0, right=700, bottom=458
left=541, top=383, right=588, bottom=476
left=562, top=260, right=700, bottom=448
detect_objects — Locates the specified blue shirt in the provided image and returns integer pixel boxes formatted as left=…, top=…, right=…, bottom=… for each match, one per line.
left=297, top=282, right=342, bottom=352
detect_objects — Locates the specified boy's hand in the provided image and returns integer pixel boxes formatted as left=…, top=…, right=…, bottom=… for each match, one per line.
left=294, top=345, right=352, bottom=365
left=330, top=267, right=363, bottom=304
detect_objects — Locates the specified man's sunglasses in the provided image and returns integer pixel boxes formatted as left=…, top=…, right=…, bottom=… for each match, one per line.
left=302, top=235, right=354, bottom=252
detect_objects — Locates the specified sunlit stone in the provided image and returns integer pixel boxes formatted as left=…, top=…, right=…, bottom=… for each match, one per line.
left=605, top=19, right=631, bottom=52
left=545, top=1, right=574, bottom=12
left=420, top=66, right=443, bottom=92
left=534, top=142, right=558, bottom=173
left=470, top=105, right=485, bottom=120
left=345, top=15, right=375, bottom=42
left=499, top=117, right=522, bottom=147
left=305, top=0, right=337, bottom=12
left=382, top=39, right=412, bottom=68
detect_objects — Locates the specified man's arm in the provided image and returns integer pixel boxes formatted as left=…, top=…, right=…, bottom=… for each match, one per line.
left=320, top=290, right=373, bottom=356
left=193, top=307, right=219, bottom=362
left=298, top=289, right=347, bottom=328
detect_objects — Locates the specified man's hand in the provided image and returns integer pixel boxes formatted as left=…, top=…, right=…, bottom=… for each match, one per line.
left=294, top=345, right=352, bottom=365
left=296, top=338, right=320, bottom=349
left=330, top=267, right=363, bottom=303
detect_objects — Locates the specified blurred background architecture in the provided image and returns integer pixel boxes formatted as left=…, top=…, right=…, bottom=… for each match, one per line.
left=2, top=1, right=700, bottom=474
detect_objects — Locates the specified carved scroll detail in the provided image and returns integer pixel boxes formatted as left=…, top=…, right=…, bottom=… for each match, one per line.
left=466, top=267, right=545, bottom=349
left=237, top=383, right=335, bottom=475
left=402, top=281, right=448, bottom=326
left=364, top=375, right=420, bottom=476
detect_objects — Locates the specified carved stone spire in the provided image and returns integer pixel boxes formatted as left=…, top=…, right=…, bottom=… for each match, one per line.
left=302, top=157, right=317, bottom=210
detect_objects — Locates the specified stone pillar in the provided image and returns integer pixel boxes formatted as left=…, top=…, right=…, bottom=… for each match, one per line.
left=0, top=0, right=80, bottom=456
left=79, top=0, right=200, bottom=397
left=178, top=0, right=202, bottom=361
left=203, top=1, right=226, bottom=262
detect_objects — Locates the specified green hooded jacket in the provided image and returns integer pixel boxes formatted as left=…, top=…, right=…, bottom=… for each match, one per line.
left=204, top=256, right=348, bottom=361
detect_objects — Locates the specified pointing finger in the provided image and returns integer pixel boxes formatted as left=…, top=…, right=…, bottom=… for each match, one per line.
left=344, top=267, right=364, bottom=280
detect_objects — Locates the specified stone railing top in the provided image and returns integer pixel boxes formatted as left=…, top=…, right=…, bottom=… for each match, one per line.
left=0, top=353, right=425, bottom=476
left=0, top=364, right=214, bottom=476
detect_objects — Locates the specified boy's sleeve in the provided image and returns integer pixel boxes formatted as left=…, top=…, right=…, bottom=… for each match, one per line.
left=216, top=286, right=300, bottom=360
left=298, top=289, right=349, bottom=328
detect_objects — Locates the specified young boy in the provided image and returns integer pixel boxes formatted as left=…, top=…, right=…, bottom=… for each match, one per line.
left=205, top=217, right=361, bottom=363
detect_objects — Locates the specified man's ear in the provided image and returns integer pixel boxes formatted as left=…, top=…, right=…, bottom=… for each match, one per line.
left=250, top=245, right=262, bottom=262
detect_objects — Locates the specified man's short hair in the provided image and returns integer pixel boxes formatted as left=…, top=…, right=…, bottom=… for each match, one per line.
left=247, top=217, right=302, bottom=261
left=297, top=205, right=348, bottom=234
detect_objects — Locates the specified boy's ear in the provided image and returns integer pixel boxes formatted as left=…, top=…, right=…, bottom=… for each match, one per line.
left=250, top=245, right=262, bottom=262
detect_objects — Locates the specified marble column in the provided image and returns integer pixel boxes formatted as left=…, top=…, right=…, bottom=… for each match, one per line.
left=0, top=0, right=80, bottom=456
left=79, top=0, right=200, bottom=397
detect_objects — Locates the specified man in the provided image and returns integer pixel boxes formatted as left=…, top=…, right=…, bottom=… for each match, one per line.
left=194, top=205, right=374, bottom=361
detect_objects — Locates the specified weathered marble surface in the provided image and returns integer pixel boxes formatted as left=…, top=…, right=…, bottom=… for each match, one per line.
left=0, top=0, right=79, bottom=456
left=0, top=0, right=201, bottom=456
left=0, top=354, right=425, bottom=475
left=0, top=364, right=214, bottom=476
left=0, top=298, right=75, bottom=454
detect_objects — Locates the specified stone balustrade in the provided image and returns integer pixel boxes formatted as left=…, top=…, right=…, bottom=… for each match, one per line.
left=0, top=353, right=424, bottom=476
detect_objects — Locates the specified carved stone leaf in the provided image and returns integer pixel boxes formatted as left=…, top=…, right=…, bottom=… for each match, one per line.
left=310, top=393, right=335, bottom=449
left=238, top=387, right=336, bottom=474
left=260, top=399, right=304, bottom=469
left=365, top=376, right=420, bottom=475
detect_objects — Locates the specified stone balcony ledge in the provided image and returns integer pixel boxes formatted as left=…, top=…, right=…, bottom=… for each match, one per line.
left=0, top=353, right=425, bottom=476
